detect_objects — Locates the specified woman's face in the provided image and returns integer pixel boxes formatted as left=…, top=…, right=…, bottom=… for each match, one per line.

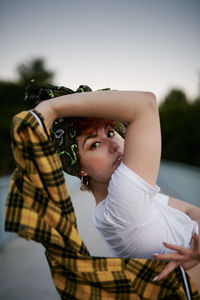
left=77, top=125, right=124, bottom=184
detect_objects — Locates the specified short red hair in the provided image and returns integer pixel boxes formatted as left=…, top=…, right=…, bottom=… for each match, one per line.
left=74, top=117, right=116, bottom=137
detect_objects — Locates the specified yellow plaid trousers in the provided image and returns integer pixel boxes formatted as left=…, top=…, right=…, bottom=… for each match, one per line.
left=5, top=111, right=200, bottom=299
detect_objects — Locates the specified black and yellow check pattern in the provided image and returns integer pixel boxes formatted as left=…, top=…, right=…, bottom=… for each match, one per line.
left=5, top=111, right=200, bottom=299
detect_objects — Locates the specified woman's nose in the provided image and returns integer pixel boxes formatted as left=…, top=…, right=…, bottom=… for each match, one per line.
left=109, top=141, right=119, bottom=153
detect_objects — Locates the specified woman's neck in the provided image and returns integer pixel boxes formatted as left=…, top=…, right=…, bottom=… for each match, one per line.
left=90, top=180, right=109, bottom=205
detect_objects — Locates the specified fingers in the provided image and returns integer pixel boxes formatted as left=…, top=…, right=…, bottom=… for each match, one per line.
left=153, top=235, right=200, bottom=283
left=163, top=234, right=200, bottom=253
left=154, top=252, right=181, bottom=261
left=182, top=259, right=200, bottom=270
left=162, top=242, right=187, bottom=254
left=154, top=261, right=178, bottom=281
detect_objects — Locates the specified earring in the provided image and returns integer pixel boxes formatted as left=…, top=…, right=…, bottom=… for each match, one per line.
left=80, top=176, right=89, bottom=191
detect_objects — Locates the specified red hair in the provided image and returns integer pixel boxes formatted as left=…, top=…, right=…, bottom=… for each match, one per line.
left=74, top=117, right=116, bottom=137
left=74, top=117, right=116, bottom=191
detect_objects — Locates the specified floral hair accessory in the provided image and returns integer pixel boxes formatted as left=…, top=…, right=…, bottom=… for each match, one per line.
left=25, top=80, right=127, bottom=177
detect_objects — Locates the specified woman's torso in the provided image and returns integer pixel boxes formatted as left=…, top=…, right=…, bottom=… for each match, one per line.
left=93, top=162, right=198, bottom=259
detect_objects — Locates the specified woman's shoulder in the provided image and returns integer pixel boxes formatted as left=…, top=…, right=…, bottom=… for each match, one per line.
left=109, top=162, right=160, bottom=195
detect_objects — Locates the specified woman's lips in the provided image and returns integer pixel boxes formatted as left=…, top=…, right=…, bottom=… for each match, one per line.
left=113, top=155, right=123, bottom=166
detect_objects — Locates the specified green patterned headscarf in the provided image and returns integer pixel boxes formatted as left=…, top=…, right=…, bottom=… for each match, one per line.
left=25, top=80, right=127, bottom=177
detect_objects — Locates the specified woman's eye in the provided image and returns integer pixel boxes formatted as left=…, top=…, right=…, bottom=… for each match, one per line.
left=90, top=142, right=100, bottom=150
left=107, top=130, right=115, bottom=138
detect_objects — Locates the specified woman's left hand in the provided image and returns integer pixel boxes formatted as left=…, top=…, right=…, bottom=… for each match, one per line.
left=154, top=233, right=200, bottom=281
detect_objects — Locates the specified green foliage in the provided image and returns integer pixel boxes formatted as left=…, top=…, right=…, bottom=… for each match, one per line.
left=17, top=57, right=54, bottom=86
left=0, top=58, right=55, bottom=175
left=161, top=89, right=187, bottom=106
left=159, top=90, right=200, bottom=166
left=0, top=81, right=24, bottom=107
left=0, top=59, right=199, bottom=175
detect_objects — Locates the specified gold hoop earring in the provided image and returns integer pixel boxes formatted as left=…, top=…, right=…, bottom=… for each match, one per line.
left=80, top=176, right=89, bottom=191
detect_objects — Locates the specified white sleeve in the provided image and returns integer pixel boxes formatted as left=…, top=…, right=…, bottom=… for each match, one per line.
left=104, top=162, right=161, bottom=226
left=29, top=110, right=44, bottom=129
left=155, top=192, right=169, bottom=206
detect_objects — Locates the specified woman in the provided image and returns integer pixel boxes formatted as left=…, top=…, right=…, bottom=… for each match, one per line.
left=29, top=82, right=200, bottom=289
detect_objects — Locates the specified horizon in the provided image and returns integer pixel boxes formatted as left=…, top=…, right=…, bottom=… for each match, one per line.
left=1, top=0, right=200, bottom=102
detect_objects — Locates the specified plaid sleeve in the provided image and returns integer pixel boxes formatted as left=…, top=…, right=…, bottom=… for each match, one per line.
left=5, top=111, right=200, bottom=300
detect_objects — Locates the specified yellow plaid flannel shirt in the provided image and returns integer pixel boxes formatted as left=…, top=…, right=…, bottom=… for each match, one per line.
left=5, top=111, right=200, bottom=299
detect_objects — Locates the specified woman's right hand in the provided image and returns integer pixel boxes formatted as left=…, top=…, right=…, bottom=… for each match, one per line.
left=35, top=99, right=57, bottom=129
left=154, top=234, right=200, bottom=281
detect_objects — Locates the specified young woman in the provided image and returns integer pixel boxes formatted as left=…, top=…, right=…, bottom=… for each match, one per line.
left=31, top=86, right=200, bottom=289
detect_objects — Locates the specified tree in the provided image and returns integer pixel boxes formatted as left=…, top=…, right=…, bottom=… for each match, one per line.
left=159, top=89, right=187, bottom=110
left=0, top=57, right=56, bottom=175
left=159, top=90, right=200, bottom=166
left=17, top=57, right=54, bottom=86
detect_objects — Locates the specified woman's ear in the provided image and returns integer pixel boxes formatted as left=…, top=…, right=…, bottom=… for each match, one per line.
left=79, top=169, right=88, bottom=177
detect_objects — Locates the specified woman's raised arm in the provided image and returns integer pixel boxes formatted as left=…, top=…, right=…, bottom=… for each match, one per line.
left=35, top=90, right=154, bottom=127
left=35, top=90, right=161, bottom=186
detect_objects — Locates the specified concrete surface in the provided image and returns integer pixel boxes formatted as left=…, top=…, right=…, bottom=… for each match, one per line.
left=1, top=162, right=200, bottom=299
left=0, top=182, right=110, bottom=300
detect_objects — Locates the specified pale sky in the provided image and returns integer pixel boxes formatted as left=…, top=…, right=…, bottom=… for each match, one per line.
left=1, top=0, right=200, bottom=102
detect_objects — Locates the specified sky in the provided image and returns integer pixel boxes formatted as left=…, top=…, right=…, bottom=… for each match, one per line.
left=1, top=0, right=200, bottom=102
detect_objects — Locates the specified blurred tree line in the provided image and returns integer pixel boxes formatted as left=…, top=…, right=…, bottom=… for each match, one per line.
left=0, top=58, right=54, bottom=175
left=159, top=90, right=200, bottom=167
left=0, top=58, right=200, bottom=176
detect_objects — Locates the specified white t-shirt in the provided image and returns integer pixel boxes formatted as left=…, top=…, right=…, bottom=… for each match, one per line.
left=93, top=162, right=199, bottom=259
left=29, top=111, right=199, bottom=259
